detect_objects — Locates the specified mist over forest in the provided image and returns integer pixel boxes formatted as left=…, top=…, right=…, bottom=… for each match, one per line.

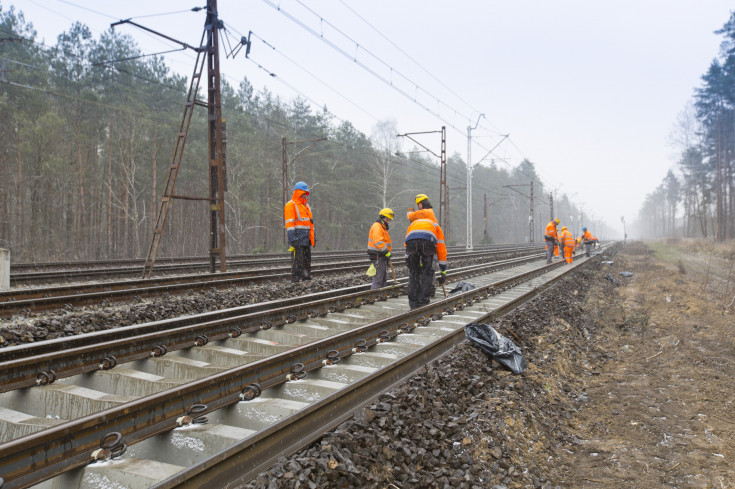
left=0, top=6, right=609, bottom=262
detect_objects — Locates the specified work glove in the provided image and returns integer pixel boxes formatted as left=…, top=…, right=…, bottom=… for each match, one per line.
left=385, top=251, right=391, bottom=258
left=288, top=246, right=295, bottom=253
left=437, top=271, right=446, bottom=285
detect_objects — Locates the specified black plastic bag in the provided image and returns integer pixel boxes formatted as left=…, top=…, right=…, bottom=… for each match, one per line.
left=604, top=273, right=620, bottom=286
left=449, top=281, right=476, bottom=295
left=464, top=323, right=527, bottom=374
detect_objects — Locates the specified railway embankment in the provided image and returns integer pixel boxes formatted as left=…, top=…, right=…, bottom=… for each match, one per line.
left=240, top=241, right=735, bottom=489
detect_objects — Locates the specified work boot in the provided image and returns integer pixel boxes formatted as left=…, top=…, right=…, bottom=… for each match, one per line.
left=291, top=277, right=300, bottom=283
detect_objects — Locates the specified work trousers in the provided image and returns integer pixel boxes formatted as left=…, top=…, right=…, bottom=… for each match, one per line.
left=564, top=245, right=574, bottom=264
left=545, top=239, right=556, bottom=263
left=405, top=239, right=436, bottom=309
left=585, top=242, right=592, bottom=257
left=291, top=245, right=312, bottom=281
left=371, top=255, right=389, bottom=289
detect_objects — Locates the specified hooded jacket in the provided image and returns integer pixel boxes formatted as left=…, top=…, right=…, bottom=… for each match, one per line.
left=405, top=218, right=447, bottom=266
left=368, top=218, right=392, bottom=256
left=407, top=207, right=438, bottom=223
left=284, top=189, right=314, bottom=246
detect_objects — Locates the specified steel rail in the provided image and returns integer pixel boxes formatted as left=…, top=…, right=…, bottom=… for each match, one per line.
left=8, top=245, right=543, bottom=286
left=0, top=254, right=544, bottom=392
left=0, top=250, right=541, bottom=317
left=160, top=256, right=589, bottom=489
left=9, top=244, right=538, bottom=273
left=0, top=254, right=577, bottom=489
left=3, top=248, right=534, bottom=295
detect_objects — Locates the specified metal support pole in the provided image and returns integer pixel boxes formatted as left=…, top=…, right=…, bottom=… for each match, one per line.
left=466, top=114, right=484, bottom=250
left=207, top=0, right=227, bottom=273
left=549, top=193, right=554, bottom=221
left=282, top=137, right=288, bottom=245
left=440, top=126, right=448, bottom=239
left=529, top=181, right=534, bottom=244
left=483, top=193, right=489, bottom=242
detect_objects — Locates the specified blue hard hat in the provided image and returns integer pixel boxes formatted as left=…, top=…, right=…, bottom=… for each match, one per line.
left=582, top=227, right=587, bottom=231
left=294, top=181, right=309, bottom=193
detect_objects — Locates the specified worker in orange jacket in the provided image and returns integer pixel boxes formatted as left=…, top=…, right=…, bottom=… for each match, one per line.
left=405, top=214, right=447, bottom=309
left=407, top=193, right=438, bottom=223
left=559, top=226, right=576, bottom=264
left=544, top=218, right=560, bottom=263
left=367, top=208, right=394, bottom=289
left=581, top=227, right=595, bottom=257
left=284, top=181, right=314, bottom=282
left=407, top=194, right=439, bottom=297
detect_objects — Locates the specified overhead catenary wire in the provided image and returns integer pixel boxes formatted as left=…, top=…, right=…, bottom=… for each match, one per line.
left=8, top=1, right=566, bottom=216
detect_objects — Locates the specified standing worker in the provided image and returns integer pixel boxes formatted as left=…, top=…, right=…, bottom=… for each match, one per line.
left=367, top=208, right=394, bottom=289
left=407, top=194, right=438, bottom=223
left=559, top=226, right=575, bottom=264
left=581, top=227, right=594, bottom=257
left=284, top=181, right=315, bottom=283
left=405, top=214, right=447, bottom=310
left=407, top=194, right=439, bottom=296
left=544, top=218, right=560, bottom=263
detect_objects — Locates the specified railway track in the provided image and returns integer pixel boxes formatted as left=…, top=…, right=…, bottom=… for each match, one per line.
left=0, top=247, right=543, bottom=317
left=9, top=244, right=541, bottom=285
left=0, top=247, right=607, bottom=489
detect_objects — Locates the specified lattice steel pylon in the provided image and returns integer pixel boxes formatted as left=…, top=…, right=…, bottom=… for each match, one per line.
left=128, top=0, right=227, bottom=278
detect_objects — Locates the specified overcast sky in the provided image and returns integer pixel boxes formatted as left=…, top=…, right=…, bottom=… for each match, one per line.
left=5, top=0, right=734, bottom=236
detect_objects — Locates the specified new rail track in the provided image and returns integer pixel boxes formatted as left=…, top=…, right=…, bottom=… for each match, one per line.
left=0, top=246, right=609, bottom=489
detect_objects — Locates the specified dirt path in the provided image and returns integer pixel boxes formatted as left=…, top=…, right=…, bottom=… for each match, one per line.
left=556, top=242, right=735, bottom=488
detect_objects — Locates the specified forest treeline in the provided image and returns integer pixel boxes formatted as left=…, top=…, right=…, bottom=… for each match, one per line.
left=638, top=11, right=735, bottom=241
left=0, top=6, right=590, bottom=262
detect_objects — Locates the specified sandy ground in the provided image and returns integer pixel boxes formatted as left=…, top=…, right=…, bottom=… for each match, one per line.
left=555, top=241, right=735, bottom=488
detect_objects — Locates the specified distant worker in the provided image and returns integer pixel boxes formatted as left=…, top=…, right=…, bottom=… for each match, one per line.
left=559, top=226, right=575, bottom=264
left=367, top=208, right=394, bottom=289
left=544, top=218, right=560, bottom=263
left=284, top=181, right=315, bottom=283
left=581, top=227, right=594, bottom=257
left=405, top=212, right=447, bottom=310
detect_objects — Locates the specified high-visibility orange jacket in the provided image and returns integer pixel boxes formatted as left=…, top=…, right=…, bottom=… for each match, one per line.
left=405, top=218, right=447, bottom=266
left=367, top=220, right=391, bottom=255
left=284, top=189, right=314, bottom=246
left=559, top=229, right=575, bottom=249
left=544, top=221, right=558, bottom=241
left=582, top=230, right=593, bottom=243
left=407, top=208, right=438, bottom=223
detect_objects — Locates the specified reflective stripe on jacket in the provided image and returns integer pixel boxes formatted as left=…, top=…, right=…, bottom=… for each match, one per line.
left=405, top=218, right=447, bottom=265
left=407, top=208, right=437, bottom=223
left=559, top=230, right=575, bottom=248
left=284, top=189, right=314, bottom=246
left=544, top=221, right=558, bottom=241
left=368, top=220, right=392, bottom=255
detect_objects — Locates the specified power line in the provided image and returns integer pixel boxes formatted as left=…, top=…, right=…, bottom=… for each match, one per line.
left=336, top=0, right=483, bottom=119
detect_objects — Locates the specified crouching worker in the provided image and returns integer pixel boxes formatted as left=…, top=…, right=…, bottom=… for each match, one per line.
left=367, top=208, right=394, bottom=289
left=559, top=226, right=575, bottom=264
left=405, top=216, right=447, bottom=309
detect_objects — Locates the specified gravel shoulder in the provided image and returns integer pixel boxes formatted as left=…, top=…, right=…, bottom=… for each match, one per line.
left=240, top=242, right=735, bottom=489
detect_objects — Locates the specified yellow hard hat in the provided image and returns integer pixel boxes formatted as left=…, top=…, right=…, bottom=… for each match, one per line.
left=554, top=218, right=560, bottom=225
left=415, top=193, right=429, bottom=204
left=561, top=226, right=567, bottom=231
left=379, top=208, right=394, bottom=220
